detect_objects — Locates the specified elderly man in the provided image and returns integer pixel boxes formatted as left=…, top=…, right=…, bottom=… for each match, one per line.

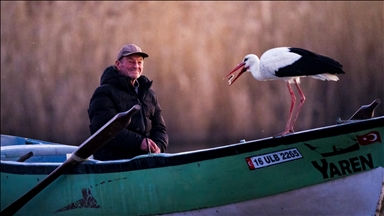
left=88, top=44, right=168, bottom=160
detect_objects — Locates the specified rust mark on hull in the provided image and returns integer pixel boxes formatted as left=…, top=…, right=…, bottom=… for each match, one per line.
left=54, top=177, right=127, bottom=213
left=55, top=188, right=100, bottom=213
left=95, top=177, right=127, bottom=187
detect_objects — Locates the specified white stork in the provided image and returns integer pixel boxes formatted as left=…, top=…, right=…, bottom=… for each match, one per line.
left=225, top=47, right=345, bottom=136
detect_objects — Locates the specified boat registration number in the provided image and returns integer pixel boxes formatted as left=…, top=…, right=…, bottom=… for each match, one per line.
left=245, top=148, right=303, bottom=170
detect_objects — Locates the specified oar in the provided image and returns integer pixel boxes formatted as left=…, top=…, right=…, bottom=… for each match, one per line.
left=1, top=105, right=140, bottom=216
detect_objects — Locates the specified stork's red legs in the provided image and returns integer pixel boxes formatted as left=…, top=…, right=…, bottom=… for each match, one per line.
left=281, top=82, right=296, bottom=135
left=290, top=79, right=306, bottom=131
left=276, top=79, right=306, bottom=137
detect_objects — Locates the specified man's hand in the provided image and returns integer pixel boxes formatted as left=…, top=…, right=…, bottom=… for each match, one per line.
left=140, top=138, right=161, bottom=154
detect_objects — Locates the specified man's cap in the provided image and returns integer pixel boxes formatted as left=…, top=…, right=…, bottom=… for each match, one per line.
left=117, top=44, right=149, bottom=60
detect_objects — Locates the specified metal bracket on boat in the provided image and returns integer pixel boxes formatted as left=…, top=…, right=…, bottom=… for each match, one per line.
left=337, top=98, right=381, bottom=124
left=17, top=151, right=34, bottom=162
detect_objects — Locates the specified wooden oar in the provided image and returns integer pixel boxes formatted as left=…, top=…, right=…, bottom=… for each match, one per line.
left=1, top=105, right=140, bottom=215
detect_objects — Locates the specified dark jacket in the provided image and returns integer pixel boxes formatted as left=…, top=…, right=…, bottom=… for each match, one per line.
left=88, top=66, right=168, bottom=160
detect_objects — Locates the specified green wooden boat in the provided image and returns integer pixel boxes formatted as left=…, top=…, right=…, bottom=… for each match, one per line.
left=1, top=116, right=384, bottom=215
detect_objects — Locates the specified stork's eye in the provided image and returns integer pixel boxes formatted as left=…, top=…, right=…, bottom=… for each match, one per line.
left=244, top=58, right=248, bottom=62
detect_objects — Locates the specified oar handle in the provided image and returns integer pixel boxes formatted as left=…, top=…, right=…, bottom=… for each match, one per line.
left=75, top=104, right=141, bottom=160
left=1, top=105, right=140, bottom=215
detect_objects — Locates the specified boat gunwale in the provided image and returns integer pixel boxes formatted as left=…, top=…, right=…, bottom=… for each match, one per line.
left=1, top=116, right=383, bottom=175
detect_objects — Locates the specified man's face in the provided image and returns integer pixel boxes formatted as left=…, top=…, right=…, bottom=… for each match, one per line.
left=115, top=54, right=144, bottom=80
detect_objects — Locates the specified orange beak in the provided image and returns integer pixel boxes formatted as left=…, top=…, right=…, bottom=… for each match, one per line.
left=224, top=62, right=247, bottom=85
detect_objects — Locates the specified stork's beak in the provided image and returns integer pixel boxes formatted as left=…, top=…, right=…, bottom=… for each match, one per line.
left=224, top=62, right=246, bottom=85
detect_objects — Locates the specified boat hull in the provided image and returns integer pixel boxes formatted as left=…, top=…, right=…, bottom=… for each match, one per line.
left=1, top=117, right=384, bottom=215
left=166, top=167, right=384, bottom=215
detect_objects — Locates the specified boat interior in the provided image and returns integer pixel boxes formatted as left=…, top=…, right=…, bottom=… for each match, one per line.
left=1, top=135, right=92, bottom=163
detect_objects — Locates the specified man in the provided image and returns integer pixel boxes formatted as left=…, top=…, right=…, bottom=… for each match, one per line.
left=88, top=44, right=168, bottom=160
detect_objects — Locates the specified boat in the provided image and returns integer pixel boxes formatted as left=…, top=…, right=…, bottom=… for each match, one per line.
left=1, top=107, right=384, bottom=215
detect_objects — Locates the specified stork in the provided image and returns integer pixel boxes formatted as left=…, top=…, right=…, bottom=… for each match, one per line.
left=225, top=47, right=345, bottom=136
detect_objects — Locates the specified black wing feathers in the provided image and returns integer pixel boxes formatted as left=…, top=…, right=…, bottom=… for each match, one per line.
left=275, top=47, right=345, bottom=78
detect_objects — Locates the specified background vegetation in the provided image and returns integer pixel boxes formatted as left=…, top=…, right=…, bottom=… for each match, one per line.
left=1, top=1, right=383, bottom=152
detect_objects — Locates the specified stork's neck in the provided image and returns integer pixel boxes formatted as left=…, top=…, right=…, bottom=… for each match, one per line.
left=249, top=55, right=263, bottom=81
